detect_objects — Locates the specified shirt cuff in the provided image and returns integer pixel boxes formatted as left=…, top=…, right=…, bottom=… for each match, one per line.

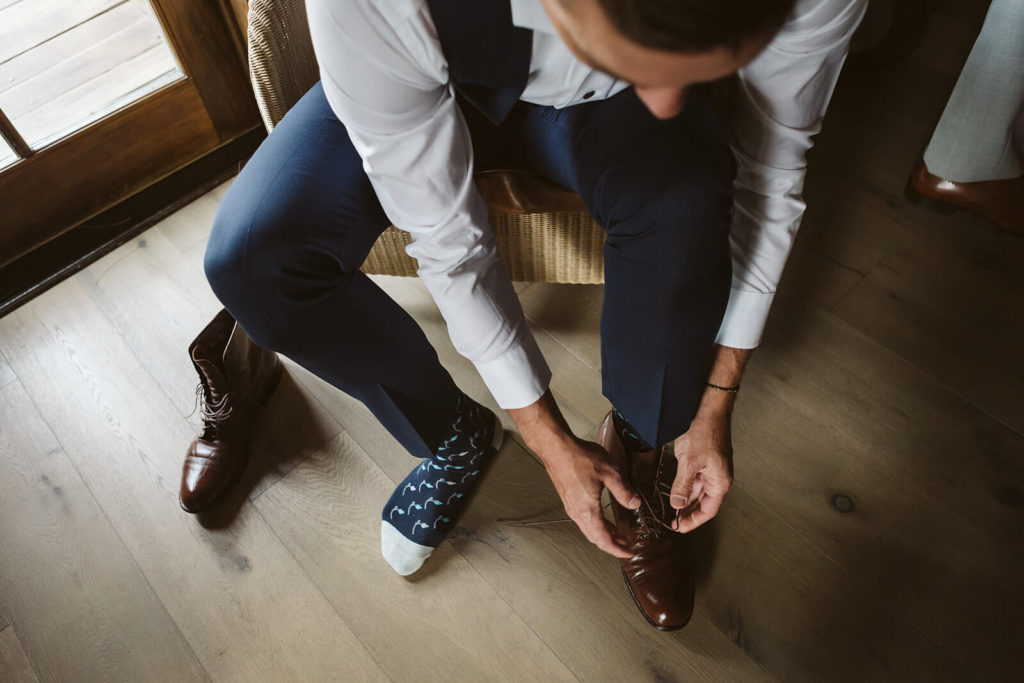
left=471, top=328, right=552, bottom=409
left=714, top=287, right=775, bottom=349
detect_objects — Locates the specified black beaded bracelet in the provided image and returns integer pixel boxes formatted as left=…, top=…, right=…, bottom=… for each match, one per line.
left=706, top=382, right=740, bottom=394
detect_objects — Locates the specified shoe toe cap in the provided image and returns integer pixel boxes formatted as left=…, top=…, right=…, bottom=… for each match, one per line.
left=179, top=440, right=234, bottom=513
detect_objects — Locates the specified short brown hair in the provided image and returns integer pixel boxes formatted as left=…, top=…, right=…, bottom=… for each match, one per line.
left=596, top=0, right=797, bottom=53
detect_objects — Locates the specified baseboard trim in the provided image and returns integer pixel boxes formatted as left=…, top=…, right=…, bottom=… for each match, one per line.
left=0, top=127, right=265, bottom=318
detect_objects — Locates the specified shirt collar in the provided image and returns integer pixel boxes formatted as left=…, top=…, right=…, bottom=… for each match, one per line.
left=509, top=0, right=557, bottom=34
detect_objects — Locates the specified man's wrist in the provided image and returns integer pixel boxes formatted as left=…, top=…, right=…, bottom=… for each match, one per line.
left=706, top=344, right=751, bottom=387
left=694, top=344, right=752, bottom=421
left=507, top=388, right=576, bottom=459
left=697, top=384, right=737, bottom=419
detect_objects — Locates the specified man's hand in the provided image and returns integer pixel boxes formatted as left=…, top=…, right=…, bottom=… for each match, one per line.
left=508, top=390, right=640, bottom=559
left=670, top=406, right=734, bottom=533
left=541, top=435, right=640, bottom=558
left=668, top=344, right=750, bottom=533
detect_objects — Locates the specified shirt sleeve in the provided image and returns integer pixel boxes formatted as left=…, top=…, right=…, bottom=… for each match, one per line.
left=304, top=0, right=551, bottom=409
left=715, top=0, right=869, bottom=348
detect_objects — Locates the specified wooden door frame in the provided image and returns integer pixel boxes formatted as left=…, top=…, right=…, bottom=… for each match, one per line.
left=0, top=0, right=260, bottom=268
left=148, top=0, right=255, bottom=139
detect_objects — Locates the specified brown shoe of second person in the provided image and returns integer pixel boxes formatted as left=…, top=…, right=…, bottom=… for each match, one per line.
left=180, top=309, right=282, bottom=513
left=906, top=162, right=1024, bottom=235
left=598, top=412, right=695, bottom=631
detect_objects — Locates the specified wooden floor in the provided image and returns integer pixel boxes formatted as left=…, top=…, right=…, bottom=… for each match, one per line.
left=1, top=3, right=1021, bottom=681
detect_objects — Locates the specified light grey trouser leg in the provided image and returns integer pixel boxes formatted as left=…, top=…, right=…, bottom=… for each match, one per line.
left=923, top=0, right=1024, bottom=182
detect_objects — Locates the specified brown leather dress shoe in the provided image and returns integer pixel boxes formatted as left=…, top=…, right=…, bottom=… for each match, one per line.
left=598, top=412, right=694, bottom=631
left=906, top=162, right=1024, bottom=235
left=180, top=309, right=282, bottom=513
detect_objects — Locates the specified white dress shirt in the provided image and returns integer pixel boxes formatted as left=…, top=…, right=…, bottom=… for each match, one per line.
left=304, top=0, right=868, bottom=410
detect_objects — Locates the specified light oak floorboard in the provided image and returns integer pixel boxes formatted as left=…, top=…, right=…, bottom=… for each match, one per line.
left=751, top=299, right=1024, bottom=681
left=77, top=228, right=223, bottom=417
left=0, top=281, right=387, bottom=681
left=0, top=381, right=207, bottom=682
left=0, top=627, right=40, bottom=683
left=796, top=168, right=1023, bottom=440
left=254, top=431, right=577, bottom=682
left=696, top=486, right=970, bottom=681
left=0, top=349, right=14, bottom=389
left=831, top=245, right=1024, bottom=435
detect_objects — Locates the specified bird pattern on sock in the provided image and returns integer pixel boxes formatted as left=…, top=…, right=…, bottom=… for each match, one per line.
left=382, top=393, right=501, bottom=564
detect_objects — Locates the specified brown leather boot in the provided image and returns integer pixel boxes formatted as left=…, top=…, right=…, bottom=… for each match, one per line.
left=180, top=309, right=283, bottom=513
left=598, top=411, right=694, bottom=631
left=906, top=162, right=1024, bottom=234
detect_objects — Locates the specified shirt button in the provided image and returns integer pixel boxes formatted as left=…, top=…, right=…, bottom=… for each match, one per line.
left=583, top=90, right=595, bottom=99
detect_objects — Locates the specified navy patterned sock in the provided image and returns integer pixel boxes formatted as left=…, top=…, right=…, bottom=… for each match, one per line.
left=611, top=408, right=653, bottom=453
left=380, top=392, right=503, bottom=575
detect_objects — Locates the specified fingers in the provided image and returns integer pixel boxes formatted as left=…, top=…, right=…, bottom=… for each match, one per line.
left=670, top=452, right=732, bottom=531
left=673, top=477, right=728, bottom=532
left=673, top=492, right=723, bottom=533
left=578, top=507, right=633, bottom=559
left=602, top=467, right=640, bottom=510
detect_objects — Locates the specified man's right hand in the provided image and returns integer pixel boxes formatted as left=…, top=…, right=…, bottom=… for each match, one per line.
left=508, top=390, right=640, bottom=559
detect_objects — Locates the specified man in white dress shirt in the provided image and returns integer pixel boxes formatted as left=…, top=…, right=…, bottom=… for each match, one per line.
left=202, top=0, right=866, bottom=628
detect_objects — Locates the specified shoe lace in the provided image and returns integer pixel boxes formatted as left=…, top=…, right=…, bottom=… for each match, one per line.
left=187, top=382, right=233, bottom=431
left=633, top=481, right=677, bottom=541
left=632, top=444, right=681, bottom=540
left=495, top=446, right=680, bottom=540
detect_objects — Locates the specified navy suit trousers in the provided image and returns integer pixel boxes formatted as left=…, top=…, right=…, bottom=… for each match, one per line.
left=205, top=80, right=734, bottom=459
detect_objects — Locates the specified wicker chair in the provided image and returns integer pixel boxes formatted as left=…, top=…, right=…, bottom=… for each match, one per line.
left=246, top=0, right=607, bottom=283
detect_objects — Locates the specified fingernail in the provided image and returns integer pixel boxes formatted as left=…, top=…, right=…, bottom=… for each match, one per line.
left=671, top=497, right=683, bottom=508
left=629, top=495, right=640, bottom=509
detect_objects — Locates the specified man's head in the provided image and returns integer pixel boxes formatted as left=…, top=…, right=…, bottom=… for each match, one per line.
left=540, top=0, right=797, bottom=118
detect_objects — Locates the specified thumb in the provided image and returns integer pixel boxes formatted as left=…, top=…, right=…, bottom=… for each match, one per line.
left=670, top=462, right=698, bottom=510
left=604, top=467, right=641, bottom=510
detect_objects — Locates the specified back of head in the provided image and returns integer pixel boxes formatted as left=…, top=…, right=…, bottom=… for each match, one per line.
left=595, top=0, right=798, bottom=53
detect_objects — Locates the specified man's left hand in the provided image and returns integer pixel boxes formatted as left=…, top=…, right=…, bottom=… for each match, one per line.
left=668, top=404, right=734, bottom=533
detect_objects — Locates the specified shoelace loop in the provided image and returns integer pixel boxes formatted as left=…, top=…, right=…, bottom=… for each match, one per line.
left=187, top=382, right=234, bottom=429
